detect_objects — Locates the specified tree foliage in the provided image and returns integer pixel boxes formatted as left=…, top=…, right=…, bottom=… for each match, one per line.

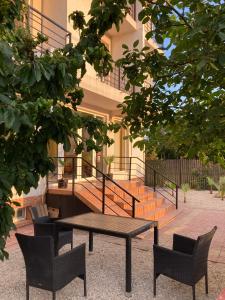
left=1, top=0, right=224, bottom=260
left=117, top=0, right=225, bottom=166
left=0, top=0, right=134, bottom=260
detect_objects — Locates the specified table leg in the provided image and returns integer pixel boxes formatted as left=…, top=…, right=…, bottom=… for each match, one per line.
left=89, top=231, right=93, bottom=252
left=126, top=237, right=132, bottom=293
left=154, top=226, right=158, bottom=245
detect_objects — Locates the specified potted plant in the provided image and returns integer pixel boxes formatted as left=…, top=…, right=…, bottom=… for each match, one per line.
left=164, top=181, right=176, bottom=196
left=181, top=183, right=190, bottom=203
left=58, top=159, right=68, bottom=188
left=219, top=176, right=225, bottom=200
left=209, top=176, right=225, bottom=200
left=207, top=176, right=216, bottom=194
left=103, top=155, right=115, bottom=180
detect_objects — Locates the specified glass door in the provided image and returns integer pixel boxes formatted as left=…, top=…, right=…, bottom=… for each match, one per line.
left=114, top=125, right=129, bottom=171
left=63, top=111, right=106, bottom=181
left=81, top=126, right=93, bottom=178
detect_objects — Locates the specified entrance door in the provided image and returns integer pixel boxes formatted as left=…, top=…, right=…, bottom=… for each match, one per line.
left=114, top=126, right=129, bottom=171
left=64, top=112, right=106, bottom=181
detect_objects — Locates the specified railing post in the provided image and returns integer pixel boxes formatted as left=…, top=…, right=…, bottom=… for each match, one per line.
left=132, top=197, right=135, bottom=218
left=128, top=157, right=132, bottom=181
left=176, top=185, right=178, bottom=209
left=118, top=67, right=121, bottom=90
left=102, top=175, right=106, bottom=214
left=67, top=32, right=72, bottom=44
left=153, top=170, right=156, bottom=192
left=72, top=157, right=75, bottom=195
left=46, top=172, right=49, bottom=191
left=134, top=1, right=137, bottom=20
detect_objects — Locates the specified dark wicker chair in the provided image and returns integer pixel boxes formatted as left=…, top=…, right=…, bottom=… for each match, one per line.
left=16, top=233, right=86, bottom=300
left=153, top=226, right=217, bottom=300
left=29, top=205, right=73, bottom=255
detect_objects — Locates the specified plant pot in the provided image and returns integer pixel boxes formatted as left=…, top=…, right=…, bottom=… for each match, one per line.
left=58, top=178, right=68, bottom=188
left=106, top=173, right=113, bottom=180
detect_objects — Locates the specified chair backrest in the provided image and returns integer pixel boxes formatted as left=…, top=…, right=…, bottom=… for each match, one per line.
left=29, top=204, right=49, bottom=221
left=193, top=226, right=217, bottom=267
left=16, top=233, right=54, bottom=288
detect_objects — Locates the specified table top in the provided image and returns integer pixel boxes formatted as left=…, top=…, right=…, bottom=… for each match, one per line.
left=56, top=213, right=157, bottom=238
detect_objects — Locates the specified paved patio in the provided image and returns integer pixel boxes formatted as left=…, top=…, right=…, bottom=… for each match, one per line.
left=1, top=189, right=225, bottom=299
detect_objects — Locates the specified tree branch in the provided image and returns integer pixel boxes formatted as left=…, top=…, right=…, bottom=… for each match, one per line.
left=164, top=0, right=193, bottom=29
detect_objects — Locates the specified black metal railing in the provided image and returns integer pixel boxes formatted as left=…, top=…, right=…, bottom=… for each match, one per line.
left=47, top=156, right=140, bottom=218
left=100, top=64, right=134, bottom=93
left=110, top=156, right=179, bottom=209
left=144, top=20, right=153, bottom=33
left=129, top=3, right=136, bottom=20
left=24, top=6, right=71, bottom=53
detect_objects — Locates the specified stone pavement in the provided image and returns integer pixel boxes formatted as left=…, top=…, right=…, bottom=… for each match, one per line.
left=1, top=189, right=225, bottom=299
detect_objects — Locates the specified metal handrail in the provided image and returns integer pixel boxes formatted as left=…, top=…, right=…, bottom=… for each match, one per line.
left=48, top=156, right=140, bottom=218
left=29, top=6, right=71, bottom=37
left=112, top=156, right=179, bottom=209
left=75, top=182, right=119, bottom=215
left=112, top=156, right=178, bottom=185
left=25, top=5, right=72, bottom=52
left=80, top=157, right=140, bottom=202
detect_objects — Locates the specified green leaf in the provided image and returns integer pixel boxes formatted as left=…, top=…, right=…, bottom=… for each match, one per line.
left=133, top=40, right=139, bottom=48
left=122, top=44, right=129, bottom=49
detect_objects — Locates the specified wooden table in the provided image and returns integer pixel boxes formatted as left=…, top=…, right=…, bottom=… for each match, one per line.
left=56, top=212, right=158, bottom=293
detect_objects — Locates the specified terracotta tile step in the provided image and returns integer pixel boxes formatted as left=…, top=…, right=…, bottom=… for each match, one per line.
left=75, top=190, right=129, bottom=217
left=113, top=197, right=165, bottom=211
left=157, top=209, right=181, bottom=228
left=124, top=201, right=173, bottom=218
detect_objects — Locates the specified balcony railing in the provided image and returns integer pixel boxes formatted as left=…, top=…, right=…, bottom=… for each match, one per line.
left=144, top=20, right=153, bottom=33
left=25, top=6, right=71, bottom=53
left=99, top=65, right=134, bottom=93
left=129, top=3, right=136, bottom=21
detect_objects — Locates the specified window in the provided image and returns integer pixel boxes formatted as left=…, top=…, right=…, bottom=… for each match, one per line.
left=14, top=207, right=26, bottom=222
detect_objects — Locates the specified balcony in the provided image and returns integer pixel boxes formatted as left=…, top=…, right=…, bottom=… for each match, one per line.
left=129, top=3, right=137, bottom=21
left=24, top=6, right=71, bottom=53
left=107, top=3, right=137, bottom=37
left=99, top=65, right=134, bottom=94
left=144, top=20, right=158, bottom=50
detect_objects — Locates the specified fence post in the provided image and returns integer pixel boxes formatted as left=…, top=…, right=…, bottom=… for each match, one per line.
left=153, top=170, right=156, bottom=192
left=102, top=175, right=106, bottom=214
left=176, top=185, right=178, bottom=209
left=132, top=197, right=135, bottom=218
left=72, top=157, right=75, bottom=195
left=128, top=157, right=132, bottom=181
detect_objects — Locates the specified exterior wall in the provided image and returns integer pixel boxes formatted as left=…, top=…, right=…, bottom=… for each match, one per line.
left=16, top=1, right=155, bottom=222
left=12, top=177, right=46, bottom=227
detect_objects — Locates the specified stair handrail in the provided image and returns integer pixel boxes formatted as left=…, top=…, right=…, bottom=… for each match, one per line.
left=111, top=156, right=178, bottom=209
left=80, top=156, right=140, bottom=203
left=134, top=157, right=178, bottom=185
left=49, top=156, right=140, bottom=218
left=133, top=156, right=178, bottom=209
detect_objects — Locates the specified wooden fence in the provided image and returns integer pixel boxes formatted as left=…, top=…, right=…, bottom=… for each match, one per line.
left=146, top=159, right=225, bottom=190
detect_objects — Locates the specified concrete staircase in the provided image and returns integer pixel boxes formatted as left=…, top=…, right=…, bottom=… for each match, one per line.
left=71, top=179, right=179, bottom=228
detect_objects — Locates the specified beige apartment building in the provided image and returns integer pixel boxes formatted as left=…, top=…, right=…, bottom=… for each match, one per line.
left=13, top=1, right=163, bottom=226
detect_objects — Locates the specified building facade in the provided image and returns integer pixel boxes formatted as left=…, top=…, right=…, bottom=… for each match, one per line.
left=13, top=0, right=157, bottom=225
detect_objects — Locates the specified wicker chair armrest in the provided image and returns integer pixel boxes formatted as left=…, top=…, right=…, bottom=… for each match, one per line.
left=173, top=234, right=196, bottom=254
left=50, top=217, right=60, bottom=222
left=53, top=243, right=86, bottom=289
